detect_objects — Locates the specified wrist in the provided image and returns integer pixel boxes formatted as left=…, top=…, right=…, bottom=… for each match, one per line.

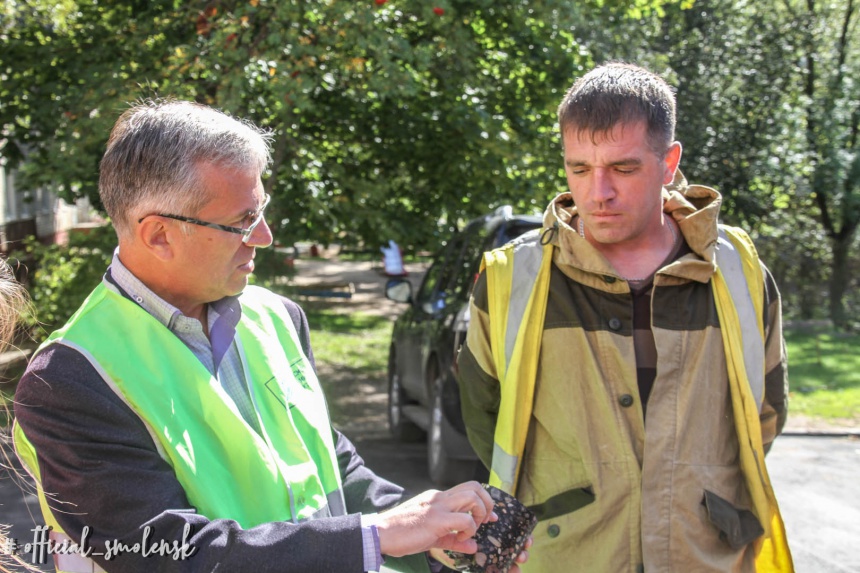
left=361, top=514, right=385, bottom=572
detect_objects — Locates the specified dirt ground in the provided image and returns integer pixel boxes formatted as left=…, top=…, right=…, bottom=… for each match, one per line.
left=289, top=254, right=427, bottom=318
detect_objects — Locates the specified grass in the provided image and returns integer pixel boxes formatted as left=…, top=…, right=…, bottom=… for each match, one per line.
left=784, top=328, right=860, bottom=421
left=301, top=308, right=393, bottom=432
left=303, top=308, right=391, bottom=376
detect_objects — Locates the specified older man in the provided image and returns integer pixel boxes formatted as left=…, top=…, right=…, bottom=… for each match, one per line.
left=14, top=99, right=528, bottom=573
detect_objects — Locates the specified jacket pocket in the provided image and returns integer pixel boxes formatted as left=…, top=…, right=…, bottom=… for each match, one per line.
left=527, top=486, right=595, bottom=521
left=702, top=489, right=764, bottom=550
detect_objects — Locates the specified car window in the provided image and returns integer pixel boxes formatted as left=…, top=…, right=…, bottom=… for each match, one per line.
left=433, top=232, right=472, bottom=311
left=416, top=217, right=541, bottom=315
left=416, top=230, right=468, bottom=314
left=416, top=246, right=449, bottom=305
left=452, top=219, right=543, bottom=306
left=450, top=222, right=492, bottom=304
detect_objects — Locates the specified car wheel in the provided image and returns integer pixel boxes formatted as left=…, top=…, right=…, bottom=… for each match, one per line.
left=388, top=351, right=424, bottom=442
left=427, top=363, right=476, bottom=486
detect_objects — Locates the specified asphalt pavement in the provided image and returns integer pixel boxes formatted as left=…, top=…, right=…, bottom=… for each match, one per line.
left=767, top=435, right=860, bottom=572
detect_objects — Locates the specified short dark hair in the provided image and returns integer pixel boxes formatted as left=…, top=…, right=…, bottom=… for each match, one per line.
left=557, top=62, right=676, bottom=155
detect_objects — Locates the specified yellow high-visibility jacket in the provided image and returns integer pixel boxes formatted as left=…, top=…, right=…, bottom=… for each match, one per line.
left=458, top=178, right=792, bottom=572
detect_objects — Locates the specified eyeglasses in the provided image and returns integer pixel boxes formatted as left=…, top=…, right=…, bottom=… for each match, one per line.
left=138, top=194, right=271, bottom=244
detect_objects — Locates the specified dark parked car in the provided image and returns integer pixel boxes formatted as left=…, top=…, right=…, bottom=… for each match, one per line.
left=384, top=207, right=543, bottom=485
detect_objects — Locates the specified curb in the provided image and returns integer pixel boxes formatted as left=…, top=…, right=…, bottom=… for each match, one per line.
left=781, top=429, right=860, bottom=437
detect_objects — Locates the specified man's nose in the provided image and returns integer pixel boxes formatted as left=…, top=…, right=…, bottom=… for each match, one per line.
left=246, top=217, right=274, bottom=248
left=590, top=169, right=615, bottom=201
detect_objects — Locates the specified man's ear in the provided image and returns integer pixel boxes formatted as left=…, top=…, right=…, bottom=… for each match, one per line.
left=136, top=217, right=176, bottom=261
left=662, top=142, right=683, bottom=185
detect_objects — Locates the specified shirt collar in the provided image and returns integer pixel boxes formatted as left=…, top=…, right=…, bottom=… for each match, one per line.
left=106, top=248, right=243, bottom=332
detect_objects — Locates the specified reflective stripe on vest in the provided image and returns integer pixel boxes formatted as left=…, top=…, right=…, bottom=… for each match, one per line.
left=713, top=227, right=794, bottom=571
left=13, top=284, right=346, bottom=572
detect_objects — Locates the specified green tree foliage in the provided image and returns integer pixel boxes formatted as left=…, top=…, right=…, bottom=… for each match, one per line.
left=2, top=0, right=679, bottom=253
left=0, top=0, right=189, bottom=205
left=175, top=0, right=582, bottom=249
left=11, top=0, right=857, bottom=326
left=661, top=1, right=807, bottom=226
left=651, top=1, right=836, bottom=320
left=792, top=0, right=860, bottom=328
left=579, top=0, right=859, bottom=327
left=666, top=0, right=860, bottom=328
left=17, top=225, right=115, bottom=340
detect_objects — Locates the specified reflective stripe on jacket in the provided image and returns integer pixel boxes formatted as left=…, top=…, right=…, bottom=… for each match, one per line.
left=14, top=284, right=346, bottom=572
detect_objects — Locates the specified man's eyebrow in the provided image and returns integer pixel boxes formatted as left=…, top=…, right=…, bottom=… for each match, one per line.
left=565, top=157, right=643, bottom=167
left=226, top=205, right=256, bottom=222
left=608, top=158, right=643, bottom=167
left=238, top=197, right=266, bottom=218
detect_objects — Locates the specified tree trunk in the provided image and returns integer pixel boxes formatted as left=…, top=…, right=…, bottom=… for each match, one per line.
left=829, top=236, right=851, bottom=329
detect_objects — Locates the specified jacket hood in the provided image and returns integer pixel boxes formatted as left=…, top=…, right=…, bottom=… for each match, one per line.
left=542, top=170, right=723, bottom=284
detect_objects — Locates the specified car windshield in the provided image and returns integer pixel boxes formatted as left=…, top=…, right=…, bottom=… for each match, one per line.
left=414, top=216, right=542, bottom=316
left=497, top=221, right=542, bottom=246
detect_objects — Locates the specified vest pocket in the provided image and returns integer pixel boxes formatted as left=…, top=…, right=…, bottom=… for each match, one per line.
left=702, top=489, right=763, bottom=549
left=527, top=486, right=595, bottom=521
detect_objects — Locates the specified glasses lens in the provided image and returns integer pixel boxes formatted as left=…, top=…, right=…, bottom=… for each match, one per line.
left=241, top=194, right=270, bottom=244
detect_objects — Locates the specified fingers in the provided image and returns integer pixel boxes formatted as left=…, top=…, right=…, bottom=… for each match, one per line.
left=523, top=535, right=534, bottom=550
left=427, top=547, right=457, bottom=569
left=440, top=481, right=496, bottom=525
left=516, top=548, right=530, bottom=563
left=435, top=536, right=479, bottom=554
left=440, top=510, right=481, bottom=541
left=508, top=548, right=530, bottom=573
left=512, top=536, right=532, bottom=568
left=376, top=481, right=499, bottom=558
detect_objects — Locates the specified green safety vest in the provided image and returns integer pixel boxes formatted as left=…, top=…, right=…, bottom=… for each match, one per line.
left=15, top=284, right=429, bottom=573
left=482, top=225, right=793, bottom=572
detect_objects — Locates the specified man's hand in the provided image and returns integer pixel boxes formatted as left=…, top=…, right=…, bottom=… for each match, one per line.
left=375, top=481, right=496, bottom=557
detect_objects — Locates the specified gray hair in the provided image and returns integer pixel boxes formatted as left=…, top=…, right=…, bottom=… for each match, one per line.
left=99, top=99, right=273, bottom=239
left=558, top=62, right=676, bottom=155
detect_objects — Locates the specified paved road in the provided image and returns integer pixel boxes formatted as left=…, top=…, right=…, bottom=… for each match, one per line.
left=767, top=434, right=860, bottom=572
